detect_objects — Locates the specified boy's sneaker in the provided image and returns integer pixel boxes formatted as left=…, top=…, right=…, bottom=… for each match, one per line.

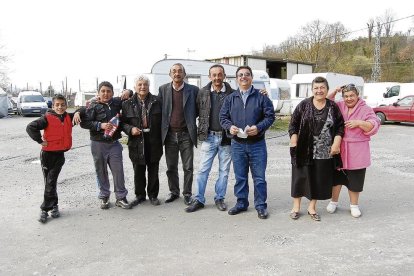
left=100, top=197, right=110, bottom=209
left=350, top=205, right=362, bottom=218
left=115, top=198, right=132, bottom=209
left=38, top=210, right=49, bottom=223
left=51, top=205, right=60, bottom=218
left=326, top=201, right=338, bottom=214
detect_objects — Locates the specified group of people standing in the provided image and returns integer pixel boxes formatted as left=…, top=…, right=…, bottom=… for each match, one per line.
left=27, top=64, right=380, bottom=224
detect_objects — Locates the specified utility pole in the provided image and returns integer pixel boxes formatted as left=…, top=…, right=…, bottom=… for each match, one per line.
left=78, top=79, right=81, bottom=92
left=371, top=21, right=382, bottom=82
left=39, top=82, right=42, bottom=94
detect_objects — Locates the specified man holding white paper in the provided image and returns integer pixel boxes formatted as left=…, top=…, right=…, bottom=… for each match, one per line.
left=219, top=66, right=275, bottom=219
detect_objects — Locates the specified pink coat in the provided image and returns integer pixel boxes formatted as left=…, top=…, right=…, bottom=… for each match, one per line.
left=337, top=99, right=380, bottom=170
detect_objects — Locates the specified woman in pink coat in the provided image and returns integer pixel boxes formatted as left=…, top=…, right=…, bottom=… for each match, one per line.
left=326, top=84, right=380, bottom=218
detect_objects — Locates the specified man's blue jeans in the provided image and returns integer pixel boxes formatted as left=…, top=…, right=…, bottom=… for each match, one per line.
left=194, top=133, right=231, bottom=204
left=231, top=139, right=268, bottom=210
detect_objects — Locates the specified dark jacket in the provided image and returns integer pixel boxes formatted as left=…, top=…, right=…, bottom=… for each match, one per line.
left=288, top=97, right=345, bottom=167
left=197, top=81, right=234, bottom=145
left=158, top=82, right=199, bottom=146
left=220, top=87, right=275, bottom=143
left=121, top=93, right=163, bottom=164
left=80, top=97, right=123, bottom=142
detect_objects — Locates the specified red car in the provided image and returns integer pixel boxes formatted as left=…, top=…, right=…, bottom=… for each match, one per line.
left=373, top=95, right=414, bottom=124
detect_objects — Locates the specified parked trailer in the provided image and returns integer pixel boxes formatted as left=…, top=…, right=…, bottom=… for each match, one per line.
left=120, top=59, right=271, bottom=95
left=290, top=72, right=364, bottom=112
left=270, top=78, right=291, bottom=115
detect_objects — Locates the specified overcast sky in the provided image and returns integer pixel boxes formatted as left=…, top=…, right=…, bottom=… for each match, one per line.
left=1, top=0, right=413, bottom=92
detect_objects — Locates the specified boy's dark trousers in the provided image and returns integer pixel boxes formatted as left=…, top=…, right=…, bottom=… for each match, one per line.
left=40, top=150, right=65, bottom=211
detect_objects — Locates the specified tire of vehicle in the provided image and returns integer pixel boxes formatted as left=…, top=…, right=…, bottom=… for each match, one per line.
left=376, top=112, right=385, bottom=125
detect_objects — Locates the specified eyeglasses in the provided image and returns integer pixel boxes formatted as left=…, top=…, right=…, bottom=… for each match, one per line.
left=341, top=84, right=357, bottom=92
left=237, top=72, right=251, bottom=78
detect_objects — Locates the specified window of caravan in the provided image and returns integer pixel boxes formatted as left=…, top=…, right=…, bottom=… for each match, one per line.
left=22, top=95, right=45, bottom=103
left=297, top=84, right=312, bottom=98
left=253, top=81, right=266, bottom=90
left=186, top=76, right=201, bottom=88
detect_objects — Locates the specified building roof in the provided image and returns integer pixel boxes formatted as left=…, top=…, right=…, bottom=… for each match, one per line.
left=206, top=54, right=315, bottom=66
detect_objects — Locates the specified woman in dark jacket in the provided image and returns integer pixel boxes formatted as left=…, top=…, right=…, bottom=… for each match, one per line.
left=288, top=76, right=344, bottom=221
left=122, top=75, right=163, bottom=206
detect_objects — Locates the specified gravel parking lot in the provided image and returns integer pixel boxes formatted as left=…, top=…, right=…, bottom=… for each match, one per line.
left=0, top=115, right=413, bottom=275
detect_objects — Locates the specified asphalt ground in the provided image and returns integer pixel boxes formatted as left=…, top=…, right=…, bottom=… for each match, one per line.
left=0, top=115, right=413, bottom=275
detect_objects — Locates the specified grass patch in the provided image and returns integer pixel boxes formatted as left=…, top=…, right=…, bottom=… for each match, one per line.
left=270, top=116, right=290, bottom=131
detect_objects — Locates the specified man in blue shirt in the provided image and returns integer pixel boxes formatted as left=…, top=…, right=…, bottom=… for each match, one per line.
left=220, top=66, right=275, bottom=219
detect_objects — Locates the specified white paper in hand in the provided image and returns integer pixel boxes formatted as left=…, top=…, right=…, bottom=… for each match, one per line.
left=237, top=125, right=250, bottom=139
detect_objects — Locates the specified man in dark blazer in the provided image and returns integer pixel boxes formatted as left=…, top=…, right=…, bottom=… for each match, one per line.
left=158, top=63, right=199, bottom=205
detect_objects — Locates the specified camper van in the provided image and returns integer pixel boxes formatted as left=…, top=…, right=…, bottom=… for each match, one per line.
left=379, top=83, right=414, bottom=106
left=269, top=78, right=291, bottom=115
left=290, top=72, right=364, bottom=112
left=122, top=59, right=272, bottom=95
left=17, top=91, right=48, bottom=116
left=74, top=91, right=97, bottom=107
left=363, top=82, right=399, bottom=107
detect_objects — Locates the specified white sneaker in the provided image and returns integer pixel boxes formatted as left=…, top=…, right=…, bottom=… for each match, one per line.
left=350, top=205, right=362, bottom=218
left=326, top=201, right=338, bottom=214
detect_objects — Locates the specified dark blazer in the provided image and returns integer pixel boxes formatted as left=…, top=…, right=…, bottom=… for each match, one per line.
left=158, top=82, right=199, bottom=147
left=121, top=93, right=163, bottom=164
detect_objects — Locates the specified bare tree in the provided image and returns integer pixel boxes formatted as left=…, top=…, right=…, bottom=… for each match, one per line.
left=0, top=43, right=9, bottom=89
left=367, top=18, right=374, bottom=42
left=382, top=9, right=395, bottom=37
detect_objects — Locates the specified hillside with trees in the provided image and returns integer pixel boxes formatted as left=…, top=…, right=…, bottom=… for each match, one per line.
left=259, top=14, right=414, bottom=82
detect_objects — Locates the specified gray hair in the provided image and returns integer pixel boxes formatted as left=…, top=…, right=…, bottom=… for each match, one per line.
left=134, top=75, right=150, bottom=86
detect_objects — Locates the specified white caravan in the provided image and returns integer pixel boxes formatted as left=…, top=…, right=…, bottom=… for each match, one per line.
left=122, top=59, right=272, bottom=95
left=269, top=78, right=291, bottom=115
left=290, top=72, right=364, bottom=112
left=363, top=82, right=399, bottom=107
left=74, top=91, right=97, bottom=107
left=379, top=83, right=414, bottom=106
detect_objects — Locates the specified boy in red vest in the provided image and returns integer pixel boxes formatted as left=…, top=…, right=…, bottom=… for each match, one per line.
left=27, top=94, right=81, bottom=223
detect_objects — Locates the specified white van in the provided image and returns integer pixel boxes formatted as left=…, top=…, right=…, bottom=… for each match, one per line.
left=17, top=91, right=48, bottom=116
left=363, top=82, right=399, bottom=107
left=270, top=78, right=291, bottom=115
left=379, top=83, right=414, bottom=106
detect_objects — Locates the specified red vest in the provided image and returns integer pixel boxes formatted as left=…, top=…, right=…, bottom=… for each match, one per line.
left=42, top=113, right=73, bottom=151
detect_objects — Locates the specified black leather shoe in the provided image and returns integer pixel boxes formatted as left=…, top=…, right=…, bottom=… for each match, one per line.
left=150, top=198, right=160, bottom=206
left=131, top=196, right=146, bottom=206
left=165, top=193, right=179, bottom=203
left=184, top=195, right=193, bottom=206
left=215, top=199, right=227, bottom=211
left=228, top=206, right=247, bottom=215
left=257, top=209, right=269, bottom=219
left=185, top=200, right=204, bottom=213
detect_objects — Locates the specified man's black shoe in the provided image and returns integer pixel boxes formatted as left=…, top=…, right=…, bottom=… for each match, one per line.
left=215, top=199, right=227, bottom=211
left=257, top=209, right=269, bottom=219
left=131, top=196, right=146, bottom=206
left=38, top=210, right=48, bottom=223
left=165, top=193, right=179, bottom=203
left=228, top=206, right=247, bottom=215
left=185, top=200, right=204, bottom=213
left=150, top=198, right=161, bottom=206
left=51, top=205, right=60, bottom=218
left=184, top=195, right=192, bottom=206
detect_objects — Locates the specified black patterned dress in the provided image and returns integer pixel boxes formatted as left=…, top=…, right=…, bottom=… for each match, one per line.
left=289, top=98, right=344, bottom=200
